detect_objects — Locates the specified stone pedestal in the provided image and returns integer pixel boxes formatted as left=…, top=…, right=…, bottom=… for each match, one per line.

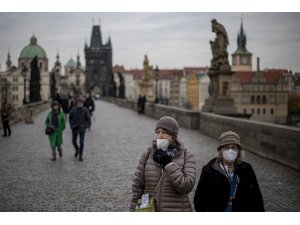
left=139, top=80, right=154, bottom=102
left=202, top=69, right=237, bottom=114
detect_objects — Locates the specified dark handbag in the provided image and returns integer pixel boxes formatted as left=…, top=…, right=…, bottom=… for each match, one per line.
left=45, top=126, right=54, bottom=135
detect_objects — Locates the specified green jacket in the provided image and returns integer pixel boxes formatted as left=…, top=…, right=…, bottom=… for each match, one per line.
left=45, top=111, right=66, bottom=148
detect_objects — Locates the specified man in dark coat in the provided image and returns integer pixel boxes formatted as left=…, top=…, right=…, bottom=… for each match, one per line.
left=194, top=131, right=264, bottom=212
left=69, top=98, right=91, bottom=161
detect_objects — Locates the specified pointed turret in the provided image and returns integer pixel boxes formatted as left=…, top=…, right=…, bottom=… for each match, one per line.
left=233, top=20, right=251, bottom=55
left=76, top=54, right=81, bottom=68
left=55, top=52, right=61, bottom=67
left=232, top=18, right=253, bottom=72
left=6, top=50, right=12, bottom=71
left=90, top=25, right=102, bottom=48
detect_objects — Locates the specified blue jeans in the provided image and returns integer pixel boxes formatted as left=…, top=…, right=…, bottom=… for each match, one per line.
left=72, top=128, right=86, bottom=155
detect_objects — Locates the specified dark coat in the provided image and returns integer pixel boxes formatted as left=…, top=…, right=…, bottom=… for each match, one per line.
left=69, top=106, right=91, bottom=130
left=84, top=98, right=95, bottom=114
left=194, top=158, right=264, bottom=212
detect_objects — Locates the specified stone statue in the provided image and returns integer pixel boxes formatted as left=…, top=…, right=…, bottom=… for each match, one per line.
left=50, top=69, right=56, bottom=99
left=142, top=55, right=152, bottom=82
left=108, top=73, right=116, bottom=97
left=210, top=19, right=230, bottom=70
left=118, top=72, right=125, bottom=98
left=139, top=54, right=154, bottom=102
left=29, top=56, right=41, bottom=102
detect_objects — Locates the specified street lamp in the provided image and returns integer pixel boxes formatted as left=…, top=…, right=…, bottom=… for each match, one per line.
left=22, top=65, right=28, bottom=105
left=155, top=65, right=159, bottom=103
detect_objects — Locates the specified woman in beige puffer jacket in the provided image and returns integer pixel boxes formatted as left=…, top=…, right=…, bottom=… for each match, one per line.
left=130, top=116, right=196, bottom=212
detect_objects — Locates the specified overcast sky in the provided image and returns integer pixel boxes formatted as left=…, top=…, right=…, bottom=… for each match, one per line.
left=0, top=12, right=299, bottom=73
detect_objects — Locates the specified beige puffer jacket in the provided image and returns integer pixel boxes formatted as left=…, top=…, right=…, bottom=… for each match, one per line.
left=130, top=147, right=196, bottom=212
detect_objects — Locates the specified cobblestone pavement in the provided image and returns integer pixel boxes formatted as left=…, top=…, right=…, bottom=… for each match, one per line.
left=0, top=100, right=299, bottom=211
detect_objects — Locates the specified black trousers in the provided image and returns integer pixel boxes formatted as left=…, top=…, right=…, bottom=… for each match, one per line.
left=2, top=120, right=11, bottom=136
left=72, top=128, right=86, bottom=155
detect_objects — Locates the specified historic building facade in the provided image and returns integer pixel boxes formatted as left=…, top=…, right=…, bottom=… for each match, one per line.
left=230, top=20, right=292, bottom=124
left=85, top=24, right=113, bottom=97
left=0, top=35, right=50, bottom=107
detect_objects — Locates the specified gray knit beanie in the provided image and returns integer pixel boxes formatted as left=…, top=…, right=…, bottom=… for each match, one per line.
left=217, top=131, right=242, bottom=151
left=155, top=116, right=179, bottom=137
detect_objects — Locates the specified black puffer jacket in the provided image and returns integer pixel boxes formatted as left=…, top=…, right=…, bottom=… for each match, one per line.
left=194, top=158, right=264, bottom=212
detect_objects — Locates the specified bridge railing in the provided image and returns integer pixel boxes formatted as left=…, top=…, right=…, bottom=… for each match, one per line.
left=103, top=97, right=300, bottom=171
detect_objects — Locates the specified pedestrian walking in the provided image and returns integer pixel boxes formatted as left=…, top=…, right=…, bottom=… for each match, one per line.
left=1, top=96, right=14, bottom=137
left=137, top=95, right=142, bottom=114
left=45, top=101, right=66, bottom=161
left=69, top=98, right=91, bottom=162
left=130, top=116, right=196, bottom=212
left=60, top=95, right=70, bottom=121
left=141, top=95, right=147, bottom=114
left=194, top=131, right=265, bottom=212
left=83, top=92, right=95, bottom=130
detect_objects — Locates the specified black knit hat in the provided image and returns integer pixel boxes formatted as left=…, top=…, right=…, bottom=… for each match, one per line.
left=217, top=131, right=242, bottom=151
left=155, top=116, right=179, bottom=137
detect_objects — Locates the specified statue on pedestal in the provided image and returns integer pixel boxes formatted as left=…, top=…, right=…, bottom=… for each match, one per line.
left=139, top=55, right=154, bottom=102
left=210, top=19, right=230, bottom=71
left=202, top=19, right=237, bottom=115
left=29, top=56, right=41, bottom=103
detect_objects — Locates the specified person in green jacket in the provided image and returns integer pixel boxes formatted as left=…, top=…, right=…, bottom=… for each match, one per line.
left=45, top=101, right=66, bottom=161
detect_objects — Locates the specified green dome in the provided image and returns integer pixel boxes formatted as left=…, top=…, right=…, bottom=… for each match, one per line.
left=65, top=58, right=76, bottom=68
left=19, top=35, right=47, bottom=59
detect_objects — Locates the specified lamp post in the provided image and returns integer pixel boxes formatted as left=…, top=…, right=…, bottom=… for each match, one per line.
left=22, top=66, right=28, bottom=105
left=155, top=65, right=159, bottom=103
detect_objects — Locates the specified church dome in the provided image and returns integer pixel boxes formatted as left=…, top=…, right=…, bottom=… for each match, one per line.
left=19, top=35, right=47, bottom=59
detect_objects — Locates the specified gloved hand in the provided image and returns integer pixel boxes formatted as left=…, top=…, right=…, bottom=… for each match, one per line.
left=153, top=149, right=172, bottom=168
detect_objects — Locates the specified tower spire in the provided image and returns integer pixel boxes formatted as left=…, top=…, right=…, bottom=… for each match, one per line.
left=6, top=48, right=12, bottom=71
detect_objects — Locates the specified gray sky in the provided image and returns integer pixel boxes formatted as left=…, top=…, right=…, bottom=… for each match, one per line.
left=0, top=12, right=300, bottom=73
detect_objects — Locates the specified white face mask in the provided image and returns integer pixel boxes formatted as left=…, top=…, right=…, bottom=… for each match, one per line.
left=222, top=149, right=238, bottom=163
left=156, top=139, right=169, bottom=151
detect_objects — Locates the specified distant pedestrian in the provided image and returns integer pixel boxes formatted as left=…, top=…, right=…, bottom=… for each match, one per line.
left=53, top=93, right=62, bottom=105
left=194, top=131, right=264, bottom=212
left=69, top=98, right=91, bottom=162
left=130, top=116, right=196, bottom=211
left=83, top=92, right=95, bottom=130
left=45, top=101, right=66, bottom=161
left=60, top=96, right=70, bottom=121
left=1, top=96, right=14, bottom=137
left=141, top=95, right=147, bottom=114
left=137, top=95, right=142, bottom=114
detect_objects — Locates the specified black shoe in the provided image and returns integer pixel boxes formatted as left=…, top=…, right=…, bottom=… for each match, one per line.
left=2, top=134, right=7, bottom=137
left=74, top=151, right=79, bottom=158
left=79, top=155, right=83, bottom=161
left=58, top=148, right=62, bottom=158
left=8, top=132, right=11, bottom=136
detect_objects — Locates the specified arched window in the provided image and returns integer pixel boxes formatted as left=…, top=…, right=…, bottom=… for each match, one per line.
left=257, top=96, right=261, bottom=104
left=271, top=108, right=274, bottom=115
left=251, top=96, right=255, bottom=104
left=262, top=96, right=266, bottom=104
left=257, top=108, right=260, bottom=115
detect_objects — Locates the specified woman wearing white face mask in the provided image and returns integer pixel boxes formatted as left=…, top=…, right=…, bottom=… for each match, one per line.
left=194, top=131, right=264, bottom=212
left=130, top=116, right=196, bottom=212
